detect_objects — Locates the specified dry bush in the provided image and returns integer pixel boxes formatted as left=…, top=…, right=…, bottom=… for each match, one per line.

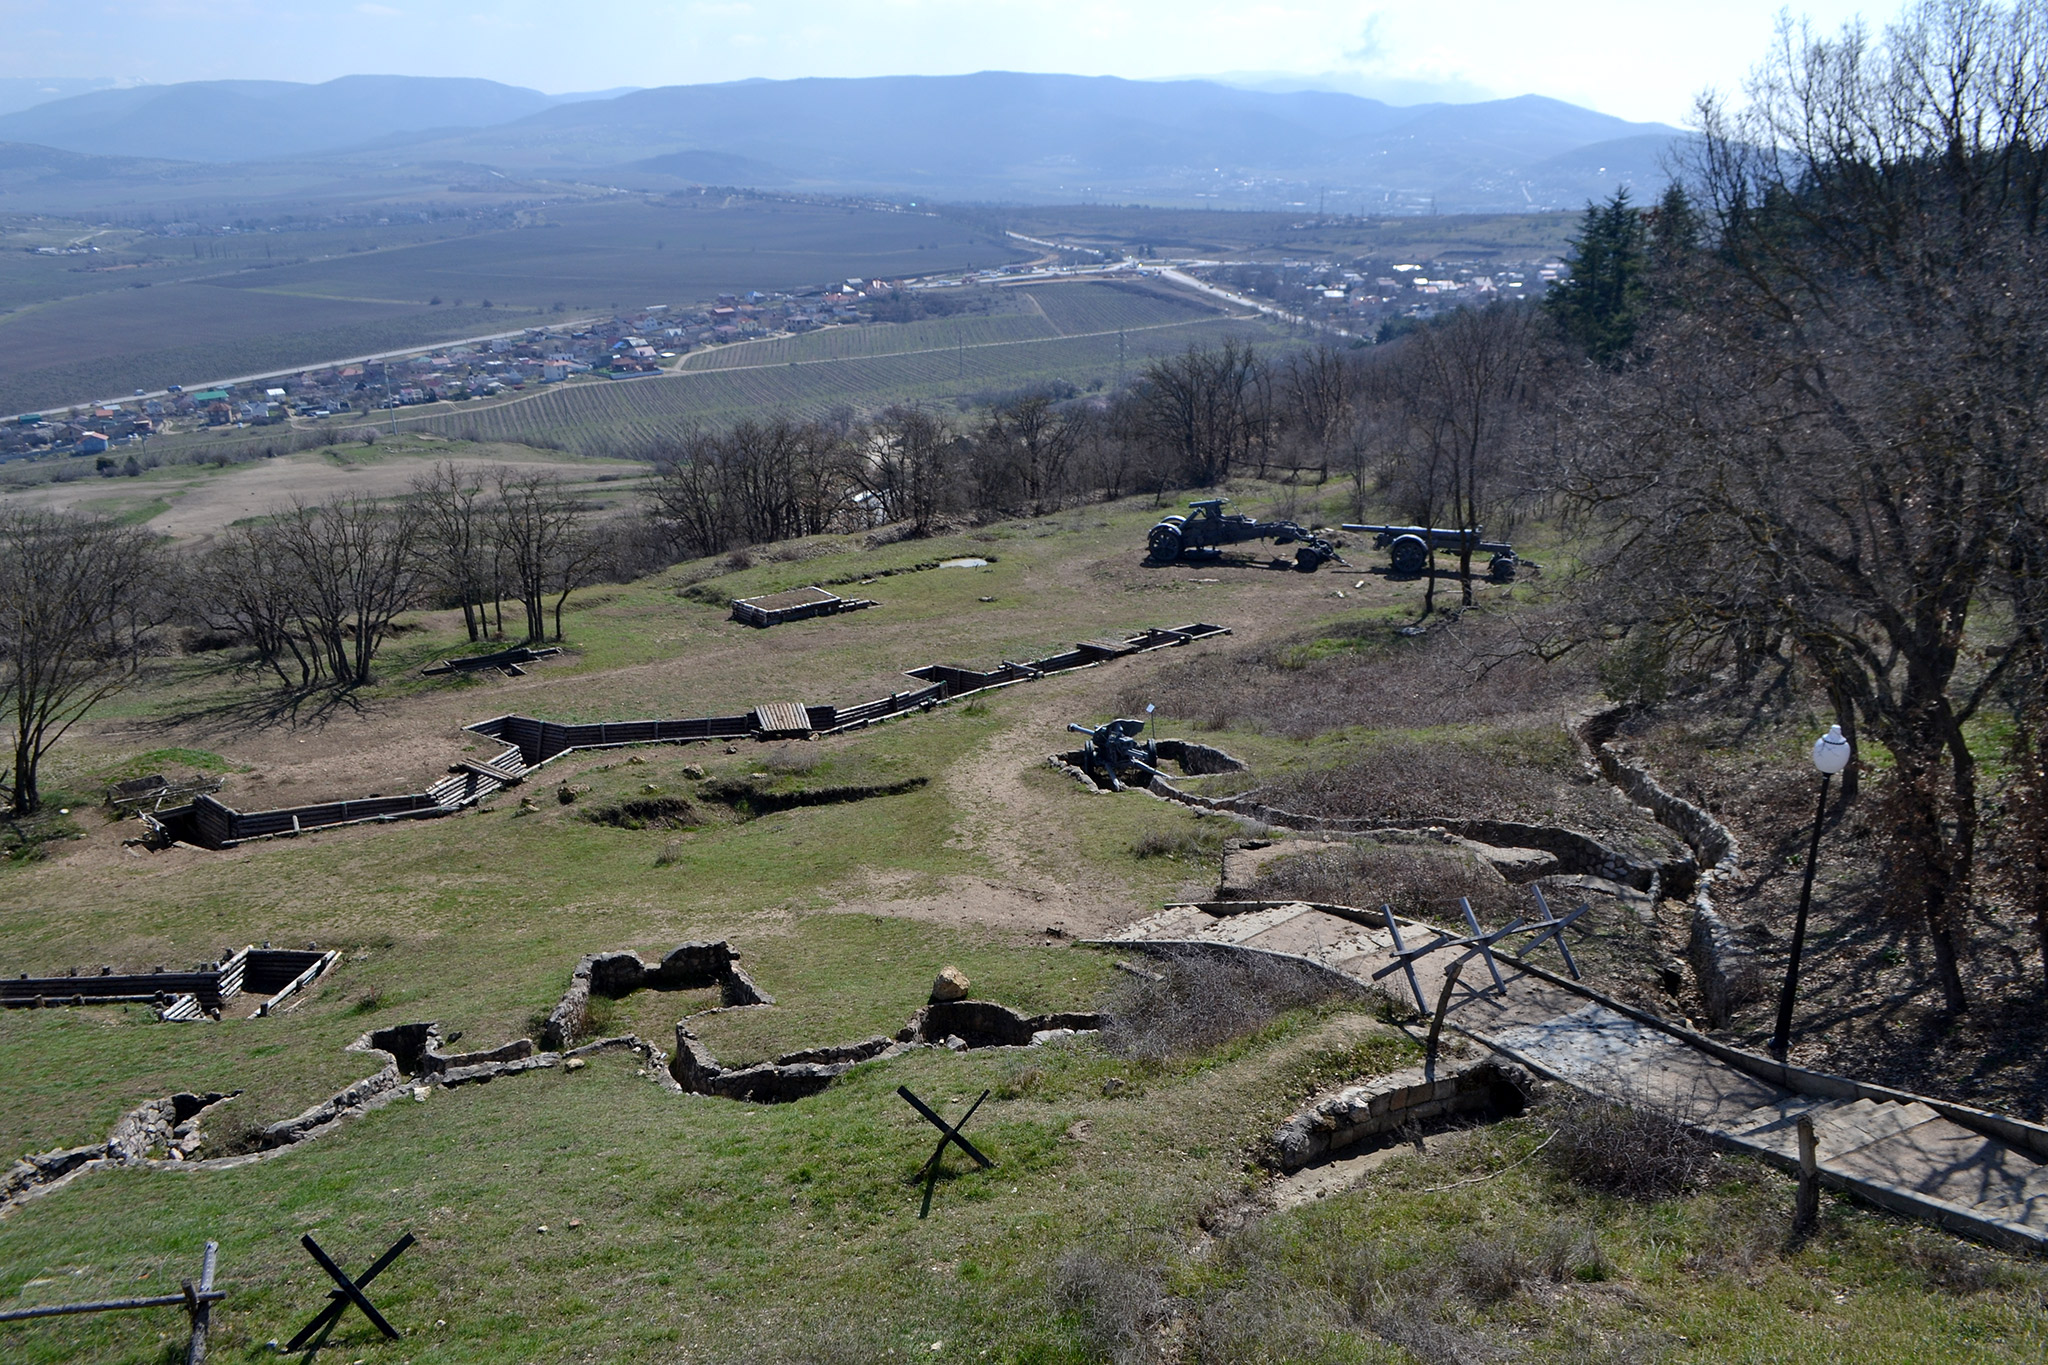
left=1534, top=1218, right=1607, bottom=1283
left=1182, top=1265, right=1346, bottom=1364
left=1130, top=823, right=1229, bottom=863
left=1099, top=951, right=1359, bottom=1062
left=1453, top=1235, right=1533, bottom=1304
left=1893, top=1234, right=2031, bottom=1295
left=760, top=745, right=819, bottom=775
left=1252, top=735, right=1582, bottom=824
left=1119, top=614, right=1591, bottom=742
left=1249, top=840, right=1519, bottom=923
left=1544, top=1094, right=1716, bottom=1199
left=1364, top=1289, right=1511, bottom=1365
left=1049, top=1247, right=1176, bottom=1365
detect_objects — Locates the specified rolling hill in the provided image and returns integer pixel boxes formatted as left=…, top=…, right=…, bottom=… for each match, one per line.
left=0, top=71, right=1684, bottom=212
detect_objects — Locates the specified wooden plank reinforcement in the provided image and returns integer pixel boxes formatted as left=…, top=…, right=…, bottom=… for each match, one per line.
left=750, top=703, right=815, bottom=738
left=146, top=622, right=1232, bottom=850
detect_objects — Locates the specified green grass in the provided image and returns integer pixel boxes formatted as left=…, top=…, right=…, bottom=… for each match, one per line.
left=6, top=481, right=2044, bottom=1362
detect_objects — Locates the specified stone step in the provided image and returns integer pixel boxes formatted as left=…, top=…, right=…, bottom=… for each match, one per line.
left=1824, top=1115, right=2042, bottom=1218
left=1719, top=1094, right=1850, bottom=1157
left=1819, top=1099, right=1943, bottom=1163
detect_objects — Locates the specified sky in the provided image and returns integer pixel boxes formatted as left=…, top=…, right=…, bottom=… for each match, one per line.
left=6, top=0, right=1886, bottom=126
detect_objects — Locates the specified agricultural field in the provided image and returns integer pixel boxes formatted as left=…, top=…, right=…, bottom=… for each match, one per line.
left=401, top=280, right=1284, bottom=453
left=4, top=489, right=2045, bottom=1362
left=994, top=205, right=1580, bottom=264
left=0, top=195, right=1030, bottom=416
left=0, top=433, right=649, bottom=542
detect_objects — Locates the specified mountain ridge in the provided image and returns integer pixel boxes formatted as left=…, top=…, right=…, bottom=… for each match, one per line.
left=0, top=71, right=1685, bottom=212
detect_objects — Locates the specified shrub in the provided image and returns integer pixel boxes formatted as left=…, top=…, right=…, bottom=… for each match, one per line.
left=1099, top=951, right=1359, bottom=1062
left=1130, top=822, right=1228, bottom=862
left=1048, top=1247, right=1174, bottom=1365
left=1454, top=1234, right=1532, bottom=1303
left=1249, top=839, right=1517, bottom=924
left=1544, top=1094, right=1715, bottom=1198
left=760, top=745, right=819, bottom=775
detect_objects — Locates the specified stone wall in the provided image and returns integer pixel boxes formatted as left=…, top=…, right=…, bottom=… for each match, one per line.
left=542, top=940, right=773, bottom=1050
left=900, top=999, right=1103, bottom=1048
left=670, top=1028, right=901, bottom=1102
left=1267, top=1058, right=1533, bottom=1171
left=1049, top=752, right=1693, bottom=895
left=1571, top=708, right=1750, bottom=1026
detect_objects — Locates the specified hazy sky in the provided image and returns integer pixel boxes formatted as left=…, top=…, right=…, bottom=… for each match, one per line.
left=10, top=0, right=1884, bottom=125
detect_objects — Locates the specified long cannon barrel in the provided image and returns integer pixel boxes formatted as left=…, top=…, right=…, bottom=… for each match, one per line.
left=1342, top=524, right=1514, bottom=555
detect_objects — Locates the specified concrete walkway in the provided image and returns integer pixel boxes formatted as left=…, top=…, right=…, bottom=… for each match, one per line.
left=1108, top=899, right=2048, bottom=1254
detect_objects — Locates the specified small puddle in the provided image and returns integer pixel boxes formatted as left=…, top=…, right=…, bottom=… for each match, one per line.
left=938, top=557, right=989, bottom=568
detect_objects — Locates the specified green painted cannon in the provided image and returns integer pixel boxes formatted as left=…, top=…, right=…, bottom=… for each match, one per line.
left=1342, top=523, right=1519, bottom=581
left=1147, top=498, right=1341, bottom=570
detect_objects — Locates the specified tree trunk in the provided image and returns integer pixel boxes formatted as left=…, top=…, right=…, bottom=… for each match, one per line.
left=10, top=735, right=35, bottom=816
left=1889, top=743, right=1972, bottom=1014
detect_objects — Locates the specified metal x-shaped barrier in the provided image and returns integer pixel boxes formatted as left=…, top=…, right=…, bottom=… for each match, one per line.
left=1373, top=890, right=1589, bottom=1015
left=284, top=1232, right=414, bottom=1352
left=897, top=1085, right=996, bottom=1218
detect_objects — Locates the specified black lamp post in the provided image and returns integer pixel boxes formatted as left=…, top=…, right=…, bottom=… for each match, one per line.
left=1770, top=724, right=1853, bottom=1061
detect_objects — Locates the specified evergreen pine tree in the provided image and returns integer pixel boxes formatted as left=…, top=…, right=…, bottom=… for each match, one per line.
left=1545, top=190, right=1646, bottom=363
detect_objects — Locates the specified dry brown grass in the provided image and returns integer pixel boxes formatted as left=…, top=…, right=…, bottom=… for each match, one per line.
left=1250, top=731, right=1598, bottom=825
left=1248, top=839, right=1520, bottom=924
left=1119, top=613, right=1592, bottom=742
left=1098, top=951, right=1359, bottom=1062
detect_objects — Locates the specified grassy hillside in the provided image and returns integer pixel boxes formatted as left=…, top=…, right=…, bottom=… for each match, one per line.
left=4, top=485, right=2041, bottom=1362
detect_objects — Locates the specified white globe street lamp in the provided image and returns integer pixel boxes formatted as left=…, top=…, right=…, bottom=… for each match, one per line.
left=1770, top=725, right=1852, bottom=1060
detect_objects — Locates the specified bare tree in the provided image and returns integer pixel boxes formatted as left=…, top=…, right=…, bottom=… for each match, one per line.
left=494, top=470, right=592, bottom=642
left=1553, top=0, right=2048, bottom=1012
left=978, top=391, right=1082, bottom=515
left=197, top=523, right=321, bottom=688
left=861, top=404, right=954, bottom=536
left=1278, top=342, right=1358, bottom=482
left=410, top=462, right=495, bottom=642
left=1405, top=306, right=1535, bottom=606
left=273, top=497, right=425, bottom=687
left=1129, top=340, right=1269, bottom=486
left=645, top=418, right=855, bottom=558
left=0, top=509, right=163, bottom=814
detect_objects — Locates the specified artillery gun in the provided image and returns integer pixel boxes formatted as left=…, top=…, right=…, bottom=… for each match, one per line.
left=1342, top=523, right=1520, bottom=581
left=1147, top=498, right=1342, bottom=570
left=1066, top=717, right=1170, bottom=792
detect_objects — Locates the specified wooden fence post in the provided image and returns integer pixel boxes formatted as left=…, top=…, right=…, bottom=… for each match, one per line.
left=184, top=1240, right=217, bottom=1365
left=1794, top=1114, right=1820, bottom=1234
left=1425, top=960, right=1464, bottom=1080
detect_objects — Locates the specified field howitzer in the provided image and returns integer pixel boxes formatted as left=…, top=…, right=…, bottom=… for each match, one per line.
left=1342, top=523, right=1520, bottom=581
left=1067, top=718, right=1170, bottom=792
left=1146, top=498, right=1343, bottom=571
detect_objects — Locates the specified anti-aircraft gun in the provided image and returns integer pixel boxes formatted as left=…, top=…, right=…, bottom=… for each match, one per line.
left=1341, top=523, right=1520, bottom=581
left=1067, top=717, right=1170, bottom=792
left=1146, top=498, right=1342, bottom=571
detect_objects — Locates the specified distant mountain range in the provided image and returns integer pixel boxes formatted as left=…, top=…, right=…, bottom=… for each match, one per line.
left=0, top=72, right=1687, bottom=212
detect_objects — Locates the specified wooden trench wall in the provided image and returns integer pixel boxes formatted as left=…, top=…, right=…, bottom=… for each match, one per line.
left=149, top=623, right=1231, bottom=849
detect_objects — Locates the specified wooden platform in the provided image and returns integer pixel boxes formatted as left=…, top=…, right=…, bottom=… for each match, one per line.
left=750, top=703, right=815, bottom=738
left=731, top=586, right=877, bottom=628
